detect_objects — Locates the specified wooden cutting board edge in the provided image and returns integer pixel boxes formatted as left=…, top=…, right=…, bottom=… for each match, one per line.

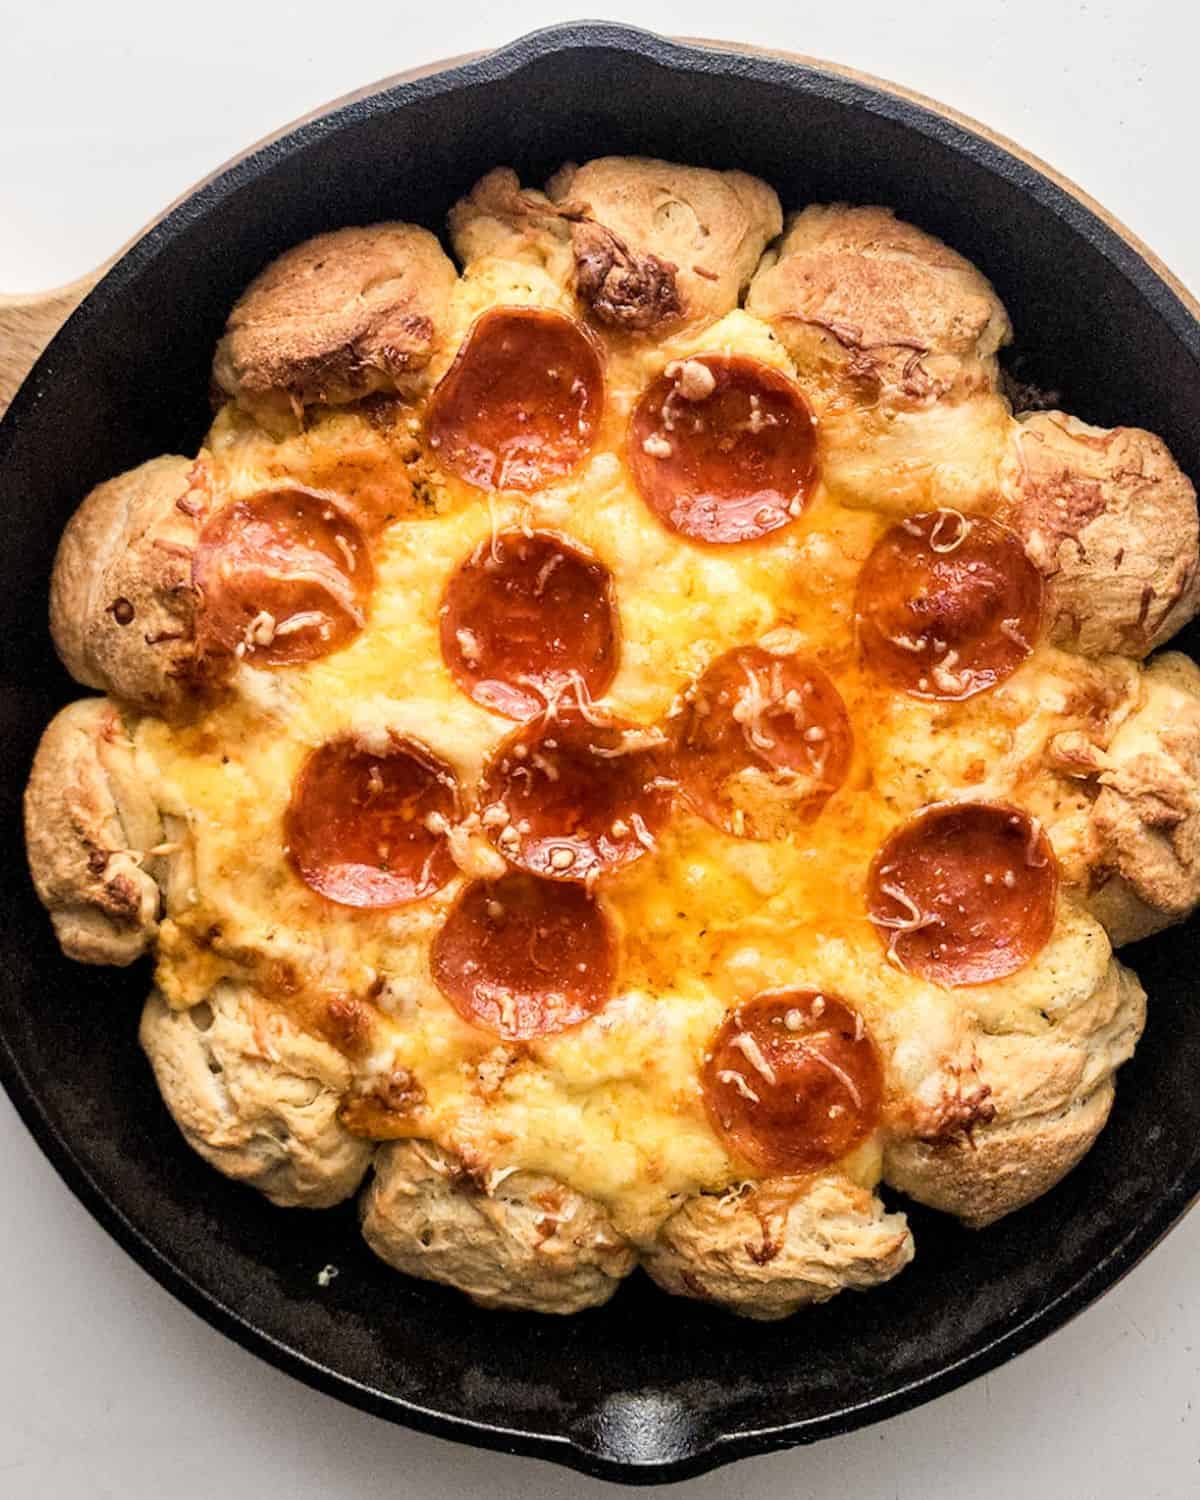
left=0, top=48, right=481, bottom=419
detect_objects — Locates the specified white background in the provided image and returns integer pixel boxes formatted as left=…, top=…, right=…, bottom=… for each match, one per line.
left=2, top=2, right=1198, bottom=1495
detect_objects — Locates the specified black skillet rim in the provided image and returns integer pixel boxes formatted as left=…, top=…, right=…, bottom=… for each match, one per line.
left=1, top=20, right=1198, bottom=1485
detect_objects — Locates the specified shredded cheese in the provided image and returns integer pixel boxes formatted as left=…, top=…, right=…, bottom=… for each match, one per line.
left=928, top=509, right=970, bottom=553
left=732, top=663, right=776, bottom=753
left=729, top=1030, right=778, bottom=1086
left=716, top=1069, right=760, bottom=1104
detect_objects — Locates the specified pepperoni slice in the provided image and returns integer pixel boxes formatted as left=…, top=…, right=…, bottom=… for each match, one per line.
left=855, top=511, right=1043, bottom=700
left=480, top=711, right=675, bottom=884
left=866, top=801, right=1058, bottom=985
left=672, top=645, right=852, bottom=840
left=431, top=873, right=615, bottom=1039
left=194, top=487, right=371, bottom=667
left=702, top=991, right=883, bottom=1174
left=426, top=307, right=604, bottom=492
left=440, top=531, right=618, bottom=720
left=628, top=354, right=817, bottom=544
left=285, top=735, right=459, bottom=908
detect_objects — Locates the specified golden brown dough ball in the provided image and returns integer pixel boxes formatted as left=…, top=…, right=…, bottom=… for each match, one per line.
left=546, top=156, right=782, bottom=330
left=24, top=696, right=167, bottom=965
left=885, top=956, right=1145, bottom=1226
left=447, top=167, right=572, bottom=279
left=140, top=983, right=374, bottom=1209
left=449, top=156, right=781, bottom=333
left=1078, top=653, right=1200, bottom=943
left=642, top=1175, right=913, bottom=1319
left=212, top=224, right=458, bottom=428
left=50, top=455, right=205, bottom=716
left=747, top=203, right=1012, bottom=512
left=361, top=1139, right=635, bottom=1313
left=999, top=411, right=1200, bottom=657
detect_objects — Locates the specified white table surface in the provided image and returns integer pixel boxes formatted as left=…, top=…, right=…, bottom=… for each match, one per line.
left=2, top=2, right=1198, bottom=1495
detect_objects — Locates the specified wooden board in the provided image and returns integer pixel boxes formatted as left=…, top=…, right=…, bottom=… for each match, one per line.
left=0, top=48, right=480, bottom=421
left=0, top=272, right=103, bottom=418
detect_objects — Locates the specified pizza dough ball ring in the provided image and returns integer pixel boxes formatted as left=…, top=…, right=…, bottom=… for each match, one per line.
left=448, top=157, right=782, bottom=333
left=212, top=223, right=458, bottom=429
left=23, top=160, right=1200, bottom=1320
left=746, top=204, right=1012, bottom=513
left=360, top=1139, right=636, bottom=1314
left=140, top=982, right=374, bottom=1209
left=642, top=1175, right=914, bottom=1320
left=50, top=455, right=208, bottom=716
left=998, top=412, right=1200, bottom=658
left=24, top=697, right=168, bottom=965
left=885, top=956, right=1146, bottom=1227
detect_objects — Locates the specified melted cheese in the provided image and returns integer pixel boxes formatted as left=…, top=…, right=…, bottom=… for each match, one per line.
left=139, top=273, right=1119, bottom=1241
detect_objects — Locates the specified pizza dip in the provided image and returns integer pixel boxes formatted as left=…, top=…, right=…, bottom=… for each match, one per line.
left=23, top=158, right=1200, bottom=1318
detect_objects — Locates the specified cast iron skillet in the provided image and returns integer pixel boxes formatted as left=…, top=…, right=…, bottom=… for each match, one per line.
left=1, top=22, right=1198, bottom=1486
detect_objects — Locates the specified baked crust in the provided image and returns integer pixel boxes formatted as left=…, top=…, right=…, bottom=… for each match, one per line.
left=212, top=224, right=458, bottom=426
left=1080, top=653, right=1200, bottom=943
left=361, top=1139, right=635, bottom=1313
left=641, top=1175, right=913, bottom=1319
left=449, top=157, right=781, bottom=332
left=999, top=412, right=1200, bottom=656
left=746, top=203, right=1012, bottom=510
left=885, top=955, right=1145, bottom=1226
left=546, top=157, right=781, bottom=331
left=24, top=697, right=165, bottom=965
left=139, top=982, right=373, bottom=1209
left=49, top=455, right=206, bottom=715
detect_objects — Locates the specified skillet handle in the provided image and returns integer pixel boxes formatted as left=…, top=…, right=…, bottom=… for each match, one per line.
left=0, top=269, right=107, bottom=419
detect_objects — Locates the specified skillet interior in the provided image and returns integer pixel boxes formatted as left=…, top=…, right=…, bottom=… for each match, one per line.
left=1, top=22, right=1198, bottom=1485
